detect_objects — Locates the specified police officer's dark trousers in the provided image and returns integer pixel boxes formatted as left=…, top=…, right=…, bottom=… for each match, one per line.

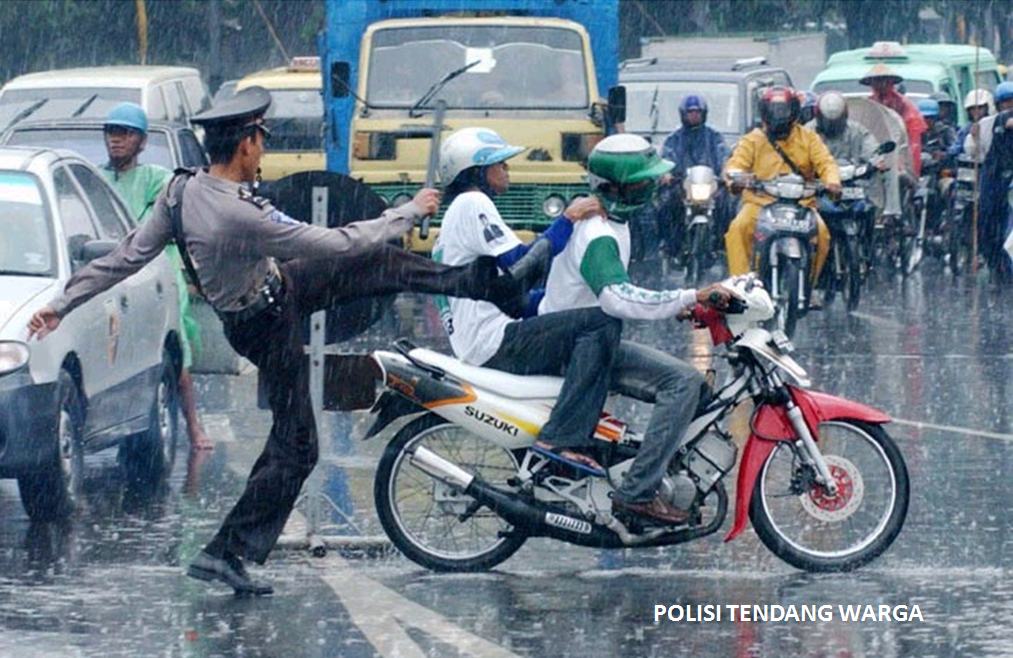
left=207, top=244, right=502, bottom=563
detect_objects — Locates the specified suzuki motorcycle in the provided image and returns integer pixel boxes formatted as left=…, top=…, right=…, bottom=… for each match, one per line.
left=364, top=276, right=909, bottom=574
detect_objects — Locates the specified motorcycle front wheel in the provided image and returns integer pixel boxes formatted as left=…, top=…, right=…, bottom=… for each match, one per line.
left=374, top=413, right=528, bottom=572
left=772, top=258, right=802, bottom=338
left=749, top=419, right=909, bottom=572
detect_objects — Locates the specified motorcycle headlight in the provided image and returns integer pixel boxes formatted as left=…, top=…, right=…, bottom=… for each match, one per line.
left=542, top=194, right=567, bottom=218
left=0, top=341, right=30, bottom=376
left=689, top=183, right=714, bottom=203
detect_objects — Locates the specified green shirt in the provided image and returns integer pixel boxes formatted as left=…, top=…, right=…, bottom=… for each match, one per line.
left=101, top=163, right=173, bottom=224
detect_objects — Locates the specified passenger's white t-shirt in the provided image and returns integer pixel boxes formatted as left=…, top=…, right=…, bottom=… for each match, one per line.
left=539, top=214, right=630, bottom=314
left=432, top=191, right=521, bottom=365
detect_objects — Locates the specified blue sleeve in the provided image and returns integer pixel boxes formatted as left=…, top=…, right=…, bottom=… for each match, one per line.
left=714, top=130, right=730, bottom=167
left=661, top=132, right=678, bottom=163
left=524, top=288, right=545, bottom=318
left=493, top=216, right=572, bottom=268
left=948, top=126, right=968, bottom=157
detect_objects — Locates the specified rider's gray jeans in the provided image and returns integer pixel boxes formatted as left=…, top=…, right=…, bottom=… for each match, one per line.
left=611, top=340, right=704, bottom=505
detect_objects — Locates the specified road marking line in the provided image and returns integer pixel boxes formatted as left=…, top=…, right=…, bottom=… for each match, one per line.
left=847, top=311, right=905, bottom=328
left=892, top=418, right=1013, bottom=441
left=312, top=552, right=522, bottom=658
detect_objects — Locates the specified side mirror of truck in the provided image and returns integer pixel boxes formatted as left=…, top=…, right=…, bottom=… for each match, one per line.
left=607, top=85, right=627, bottom=126
left=331, top=61, right=351, bottom=98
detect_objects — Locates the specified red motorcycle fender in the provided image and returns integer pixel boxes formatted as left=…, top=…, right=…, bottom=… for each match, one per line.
left=724, top=389, right=892, bottom=542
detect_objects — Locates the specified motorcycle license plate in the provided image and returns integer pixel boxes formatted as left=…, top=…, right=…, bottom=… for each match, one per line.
left=840, top=187, right=864, bottom=200
left=770, top=329, right=796, bottom=354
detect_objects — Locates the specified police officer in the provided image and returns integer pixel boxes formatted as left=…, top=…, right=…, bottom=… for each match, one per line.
left=27, top=86, right=518, bottom=595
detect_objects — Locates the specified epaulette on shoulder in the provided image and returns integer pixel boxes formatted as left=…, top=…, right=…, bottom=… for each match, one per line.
left=238, top=186, right=270, bottom=209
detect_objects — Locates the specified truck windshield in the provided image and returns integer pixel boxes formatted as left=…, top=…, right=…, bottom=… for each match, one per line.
left=0, top=171, right=54, bottom=277
left=366, top=25, right=589, bottom=110
left=624, top=82, right=740, bottom=135
left=263, top=89, right=324, bottom=153
left=5, top=128, right=173, bottom=169
left=0, top=88, right=140, bottom=128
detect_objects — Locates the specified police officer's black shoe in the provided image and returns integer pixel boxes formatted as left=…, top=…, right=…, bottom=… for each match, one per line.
left=467, top=256, right=527, bottom=318
left=187, top=550, right=274, bottom=596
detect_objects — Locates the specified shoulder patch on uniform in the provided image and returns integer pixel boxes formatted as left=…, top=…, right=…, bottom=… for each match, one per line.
left=238, top=186, right=270, bottom=209
left=268, top=209, right=301, bottom=226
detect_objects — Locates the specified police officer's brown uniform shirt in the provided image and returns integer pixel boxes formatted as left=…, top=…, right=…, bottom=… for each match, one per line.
left=50, top=169, right=422, bottom=317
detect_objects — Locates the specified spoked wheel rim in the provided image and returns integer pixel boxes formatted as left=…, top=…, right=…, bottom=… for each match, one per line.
left=387, top=425, right=519, bottom=562
left=757, top=421, right=899, bottom=560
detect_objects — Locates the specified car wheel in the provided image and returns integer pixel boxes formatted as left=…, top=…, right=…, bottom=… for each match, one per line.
left=121, top=349, right=180, bottom=485
left=18, top=370, right=84, bottom=520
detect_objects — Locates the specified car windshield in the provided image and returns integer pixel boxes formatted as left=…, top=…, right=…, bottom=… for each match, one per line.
left=366, top=25, right=589, bottom=110
left=0, top=87, right=142, bottom=130
left=263, top=89, right=323, bottom=153
left=812, top=78, right=935, bottom=96
left=0, top=171, right=54, bottom=277
left=4, top=127, right=173, bottom=169
left=624, top=81, right=740, bottom=135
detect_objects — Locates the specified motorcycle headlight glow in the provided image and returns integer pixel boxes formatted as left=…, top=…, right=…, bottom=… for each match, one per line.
left=0, top=341, right=30, bottom=376
left=542, top=194, right=567, bottom=218
left=689, top=183, right=715, bottom=203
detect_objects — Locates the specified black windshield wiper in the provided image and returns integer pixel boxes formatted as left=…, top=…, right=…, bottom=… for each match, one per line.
left=70, top=93, right=99, bottom=118
left=408, top=60, right=482, bottom=118
left=3, top=98, right=48, bottom=132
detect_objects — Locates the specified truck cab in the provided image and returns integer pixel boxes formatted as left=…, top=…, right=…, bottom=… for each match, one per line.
left=320, top=0, right=619, bottom=251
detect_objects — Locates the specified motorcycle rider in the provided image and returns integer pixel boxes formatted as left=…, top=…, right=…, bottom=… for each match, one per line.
left=723, top=86, right=840, bottom=306
left=917, top=98, right=956, bottom=231
left=949, top=88, right=995, bottom=160
left=860, top=63, right=927, bottom=176
left=961, top=83, right=1013, bottom=162
left=658, top=95, right=731, bottom=253
left=432, top=127, right=619, bottom=474
left=539, top=133, right=732, bottom=525
left=930, top=91, right=959, bottom=128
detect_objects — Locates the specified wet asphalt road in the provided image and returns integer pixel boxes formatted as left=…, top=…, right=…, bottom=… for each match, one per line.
left=1, top=260, right=1011, bottom=658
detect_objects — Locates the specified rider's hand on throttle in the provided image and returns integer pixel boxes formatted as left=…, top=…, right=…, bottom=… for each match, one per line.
left=563, top=196, right=603, bottom=222
left=412, top=188, right=441, bottom=217
left=826, top=182, right=843, bottom=199
left=27, top=305, right=60, bottom=340
left=696, top=285, right=731, bottom=309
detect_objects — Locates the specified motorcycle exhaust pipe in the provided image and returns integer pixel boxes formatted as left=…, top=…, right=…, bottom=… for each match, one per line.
left=408, top=446, right=623, bottom=548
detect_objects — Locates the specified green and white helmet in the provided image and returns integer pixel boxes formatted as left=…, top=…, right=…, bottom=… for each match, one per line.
left=588, top=134, right=673, bottom=220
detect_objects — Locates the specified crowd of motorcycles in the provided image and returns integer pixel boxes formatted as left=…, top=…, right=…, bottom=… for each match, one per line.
left=641, top=134, right=998, bottom=338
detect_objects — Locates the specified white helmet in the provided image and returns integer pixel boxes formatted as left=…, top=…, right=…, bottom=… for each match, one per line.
left=963, top=88, right=995, bottom=114
left=721, top=274, right=775, bottom=337
left=817, top=91, right=847, bottom=120
left=439, top=127, right=525, bottom=186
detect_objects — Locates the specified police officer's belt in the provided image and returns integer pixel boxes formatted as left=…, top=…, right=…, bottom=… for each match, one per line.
left=218, top=271, right=285, bottom=325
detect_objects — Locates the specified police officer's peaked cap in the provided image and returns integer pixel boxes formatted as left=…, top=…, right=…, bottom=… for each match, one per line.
left=191, top=86, right=271, bottom=127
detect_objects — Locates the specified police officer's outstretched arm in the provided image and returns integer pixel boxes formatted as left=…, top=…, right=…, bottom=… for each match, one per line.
left=28, top=194, right=176, bottom=339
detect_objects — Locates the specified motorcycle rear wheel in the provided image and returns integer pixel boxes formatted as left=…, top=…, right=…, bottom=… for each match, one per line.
left=374, top=413, right=527, bottom=572
left=750, top=419, right=909, bottom=572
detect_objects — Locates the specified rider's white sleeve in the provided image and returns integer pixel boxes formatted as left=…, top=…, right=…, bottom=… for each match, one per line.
left=598, top=282, right=698, bottom=321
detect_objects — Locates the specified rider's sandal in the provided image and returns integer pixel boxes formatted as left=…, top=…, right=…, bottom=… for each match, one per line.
left=531, top=440, right=606, bottom=478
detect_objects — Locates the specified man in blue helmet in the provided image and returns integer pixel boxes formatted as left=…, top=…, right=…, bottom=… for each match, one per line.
left=102, top=102, right=212, bottom=451
left=918, top=98, right=956, bottom=163
left=659, top=95, right=731, bottom=254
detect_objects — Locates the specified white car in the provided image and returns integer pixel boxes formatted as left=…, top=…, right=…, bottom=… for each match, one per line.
left=0, top=146, right=182, bottom=520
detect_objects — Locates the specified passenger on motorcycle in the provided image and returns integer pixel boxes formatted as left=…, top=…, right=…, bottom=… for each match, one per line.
left=539, top=133, right=732, bottom=525
left=918, top=98, right=957, bottom=225
left=723, top=86, right=840, bottom=304
left=860, top=63, right=928, bottom=176
left=659, top=95, right=733, bottom=246
left=960, top=84, right=1013, bottom=162
left=432, top=127, right=618, bottom=473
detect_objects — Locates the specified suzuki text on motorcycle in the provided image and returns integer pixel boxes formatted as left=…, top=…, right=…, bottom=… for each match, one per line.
left=364, top=275, right=909, bottom=573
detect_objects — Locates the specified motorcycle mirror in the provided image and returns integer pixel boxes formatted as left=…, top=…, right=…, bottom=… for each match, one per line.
left=877, top=140, right=897, bottom=155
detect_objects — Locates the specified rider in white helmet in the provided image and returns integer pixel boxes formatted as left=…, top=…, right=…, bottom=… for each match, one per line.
left=433, top=127, right=617, bottom=475
left=808, top=91, right=881, bottom=165
left=950, top=88, right=996, bottom=160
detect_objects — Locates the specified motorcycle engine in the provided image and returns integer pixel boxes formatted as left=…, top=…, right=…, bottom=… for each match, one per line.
left=660, top=471, right=699, bottom=511
left=684, top=433, right=738, bottom=493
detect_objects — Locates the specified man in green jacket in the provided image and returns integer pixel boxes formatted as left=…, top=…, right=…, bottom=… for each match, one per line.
left=102, top=102, right=212, bottom=450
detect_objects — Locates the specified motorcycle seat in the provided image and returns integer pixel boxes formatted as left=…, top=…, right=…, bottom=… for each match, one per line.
left=409, top=348, right=564, bottom=400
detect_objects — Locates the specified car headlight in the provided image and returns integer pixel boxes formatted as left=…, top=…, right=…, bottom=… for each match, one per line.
left=542, top=194, right=567, bottom=217
left=391, top=193, right=414, bottom=208
left=0, top=340, right=30, bottom=376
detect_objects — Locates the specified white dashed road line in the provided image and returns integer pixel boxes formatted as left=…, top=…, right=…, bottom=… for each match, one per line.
left=891, top=417, right=1013, bottom=442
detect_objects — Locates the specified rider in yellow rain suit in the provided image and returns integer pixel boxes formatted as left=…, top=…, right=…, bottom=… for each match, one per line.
left=723, top=87, right=841, bottom=293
